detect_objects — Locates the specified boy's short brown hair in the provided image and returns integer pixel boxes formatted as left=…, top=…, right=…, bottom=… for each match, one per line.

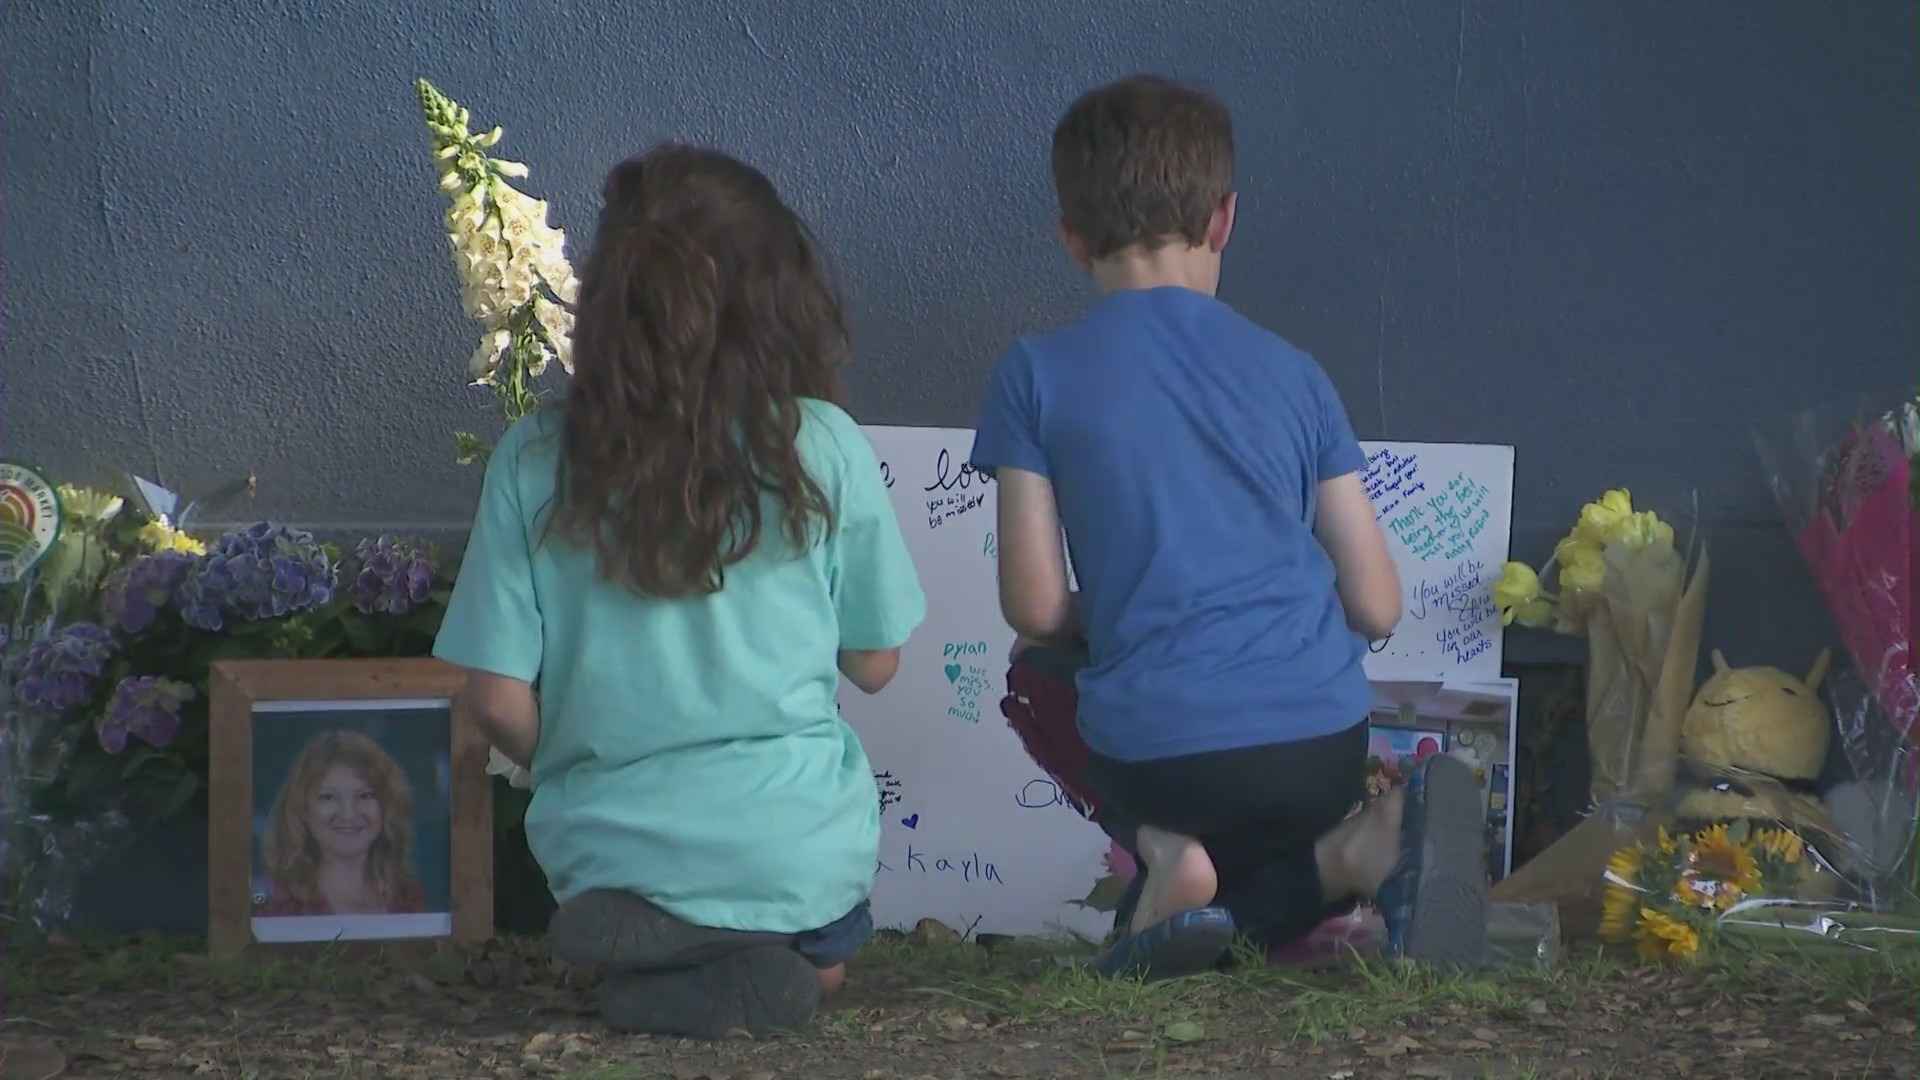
left=1050, top=75, right=1235, bottom=261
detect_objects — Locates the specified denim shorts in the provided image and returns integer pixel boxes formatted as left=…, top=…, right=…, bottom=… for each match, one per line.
left=794, top=900, right=873, bottom=968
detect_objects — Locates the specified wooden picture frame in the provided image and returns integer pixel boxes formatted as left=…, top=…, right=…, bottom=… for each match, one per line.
left=207, top=658, right=491, bottom=957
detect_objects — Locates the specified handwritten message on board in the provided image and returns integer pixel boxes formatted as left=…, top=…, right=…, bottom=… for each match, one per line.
left=1357, top=442, right=1515, bottom=681
left=838, top=426, right=1109, bottom=939
left=837, top=428, right=1514, bottom=935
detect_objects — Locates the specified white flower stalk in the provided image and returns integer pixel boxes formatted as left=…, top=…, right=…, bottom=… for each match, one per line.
left=416, top=79, right=578, bottom=463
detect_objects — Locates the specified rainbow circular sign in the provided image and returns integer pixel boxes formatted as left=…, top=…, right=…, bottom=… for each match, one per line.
left=0, top=462, right=62, bottom=584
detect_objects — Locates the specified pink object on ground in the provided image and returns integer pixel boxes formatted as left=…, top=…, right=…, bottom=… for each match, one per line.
left=1264, top=908, right=1387, bottom=966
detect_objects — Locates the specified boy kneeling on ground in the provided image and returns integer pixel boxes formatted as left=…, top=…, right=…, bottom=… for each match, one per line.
left=972, top=75, right=1488, bottom=980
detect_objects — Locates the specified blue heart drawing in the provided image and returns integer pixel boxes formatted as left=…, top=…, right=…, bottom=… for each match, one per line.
left=944, top=664, right=962, bottom=683
left=900, top=813, right=920, bottom=829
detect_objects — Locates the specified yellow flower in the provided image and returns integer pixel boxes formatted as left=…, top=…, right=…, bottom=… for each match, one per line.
left=1493, top=562, right=1542, bottom=626
left=136, top=519, right=206, bottom=555
left=1752, top=828, right=1804, bottom=866
left=1600, top=846, right=1646, bottom=942
left=1634, top=908, right=1702, bottom=961
left=1573, top=488, right=1634, bottom=547
left=1558, top=543, right=1607, bottom=598
left=1599, top=509, right=1675, bottom=550
left=1689, top=823, right=1762, bottom=905
left=1513, top=598, right=1555, bottom=628
left=55, top=484, right=125, bottom=526
left=38, top=530, right=110, bottom=597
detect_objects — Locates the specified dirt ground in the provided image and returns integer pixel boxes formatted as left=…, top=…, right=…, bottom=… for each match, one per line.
left=3, top=931, right=1914, bottom=1080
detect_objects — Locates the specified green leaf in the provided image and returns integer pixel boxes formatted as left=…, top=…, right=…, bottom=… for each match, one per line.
left=119, top=744, right=159, bottom=780
left=62, top=749, right=117, bottom=802
left=404, top=602, right=446, bottom=638
left=454, top=431, right=491, bottom=467
left=313, top=591, right=354, bottom=622
left=212, top=636, right=275, bottom=661
left=305, top=620, right=348, bottom=658
left=1069, top=873, right=1129, bottom=913
left=152, top=769, right=202, bottom=820
left=1161, top=1021, right=1207, bottom=1045
left=339, top=610, right=385, bottom=655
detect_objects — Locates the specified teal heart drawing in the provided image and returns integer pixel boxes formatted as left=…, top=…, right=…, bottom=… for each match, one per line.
left=944, top=664, right=962, bottom=683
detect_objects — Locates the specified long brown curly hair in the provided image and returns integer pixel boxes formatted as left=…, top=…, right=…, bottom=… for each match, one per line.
left=553, top=143, right=850, bottom=597
left=262, top=730, right=421, bottom=907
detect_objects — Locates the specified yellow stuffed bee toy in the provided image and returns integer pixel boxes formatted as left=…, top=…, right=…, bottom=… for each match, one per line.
left=1673, top=647, right=1842, bottom=897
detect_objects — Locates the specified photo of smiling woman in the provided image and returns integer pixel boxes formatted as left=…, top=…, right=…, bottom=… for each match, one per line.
left=249, top=707, right=454, bottom=942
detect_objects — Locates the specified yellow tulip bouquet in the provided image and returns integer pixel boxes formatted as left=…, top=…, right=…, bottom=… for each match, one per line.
left=1488, top=488, right=1714, bottom=936
left=1490, top=488, right=1701, bottom=807
left=1492, top=488, right=1676, bottom=636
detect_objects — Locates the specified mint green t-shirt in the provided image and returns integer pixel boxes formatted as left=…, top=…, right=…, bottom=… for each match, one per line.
left=433, top=400, right=925, bottom=934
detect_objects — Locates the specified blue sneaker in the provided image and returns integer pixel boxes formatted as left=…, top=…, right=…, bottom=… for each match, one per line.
left=1375, top=754, right=1488, bottom=971
left=1093, top=906, right=1237, bottom=981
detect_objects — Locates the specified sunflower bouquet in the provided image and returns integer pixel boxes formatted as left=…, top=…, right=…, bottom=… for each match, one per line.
left=1602, top=820, right=1918, bottom=961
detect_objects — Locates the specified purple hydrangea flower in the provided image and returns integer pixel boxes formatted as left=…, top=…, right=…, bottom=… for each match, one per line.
left=14, top=622, right=117, bottom=713
left=97, top=675, right=194, bottom=753
left=174, top=555, right=232, bottom=631
left=177, top=523, right=337, bottom=629
left=102, top=551, right=198, bottom=634
left=349, top=535, right=437, bottom=616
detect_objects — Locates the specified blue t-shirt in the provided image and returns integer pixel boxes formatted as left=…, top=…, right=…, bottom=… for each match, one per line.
left=434, top=401, right=925, bottom=933
left=969, top=287, right=1371, bottom=762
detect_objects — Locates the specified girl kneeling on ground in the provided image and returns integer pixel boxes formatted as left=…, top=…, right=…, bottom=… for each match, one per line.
left=434, top=144, right=925, bottom=1038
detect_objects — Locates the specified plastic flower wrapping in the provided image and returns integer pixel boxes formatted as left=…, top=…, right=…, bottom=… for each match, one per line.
left=1490, top=462, right=1920, bottom=962
left=1, top=482, right=452, bottom=940
left=416, top=79, right=578, bottom=467
left=1490, top=488, right=1704, bottom=809
left=1753, top=391, right=1918, bottom=909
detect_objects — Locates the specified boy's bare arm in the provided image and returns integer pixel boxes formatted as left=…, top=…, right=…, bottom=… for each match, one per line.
left=994, top=467, right=1078, bottom=640
left=1314, top=472, right=1403, bottom=641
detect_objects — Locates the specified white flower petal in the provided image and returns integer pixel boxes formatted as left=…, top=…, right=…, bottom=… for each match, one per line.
left=469, top=328, right=511, bottom=379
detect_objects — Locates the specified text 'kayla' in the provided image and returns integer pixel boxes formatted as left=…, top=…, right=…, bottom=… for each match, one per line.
left=877, top=846, right=1005, bottom=884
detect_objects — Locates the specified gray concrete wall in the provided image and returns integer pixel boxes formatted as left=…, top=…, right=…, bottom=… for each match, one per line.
left=4, top=0, right=1915, bottom=670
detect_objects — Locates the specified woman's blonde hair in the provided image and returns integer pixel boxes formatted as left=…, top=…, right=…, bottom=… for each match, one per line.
left=261, top=730, right=420, bottom=905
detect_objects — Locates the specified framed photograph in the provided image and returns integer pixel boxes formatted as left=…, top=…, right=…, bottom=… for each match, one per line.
left=1367, top=677, right=1522, bottom=879
left=207, top=659, right=491, bottom=957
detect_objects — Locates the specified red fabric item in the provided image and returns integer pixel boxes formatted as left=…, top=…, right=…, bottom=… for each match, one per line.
left=1001, top=661, right=1103, bottom=822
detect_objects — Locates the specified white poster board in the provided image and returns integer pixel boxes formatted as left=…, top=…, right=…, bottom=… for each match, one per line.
left=839, top=427, right=1518, bottom=937
left=840, top=426, right=1110, bottom=940
left=1357, top=443, right=1516, bottom=681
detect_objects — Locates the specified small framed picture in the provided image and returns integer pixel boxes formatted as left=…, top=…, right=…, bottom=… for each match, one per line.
left=207, top=659, right=491, bottom=957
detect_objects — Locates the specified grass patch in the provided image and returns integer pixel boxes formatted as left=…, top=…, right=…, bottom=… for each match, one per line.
left=8, top=923, right=1913, bottom=1034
